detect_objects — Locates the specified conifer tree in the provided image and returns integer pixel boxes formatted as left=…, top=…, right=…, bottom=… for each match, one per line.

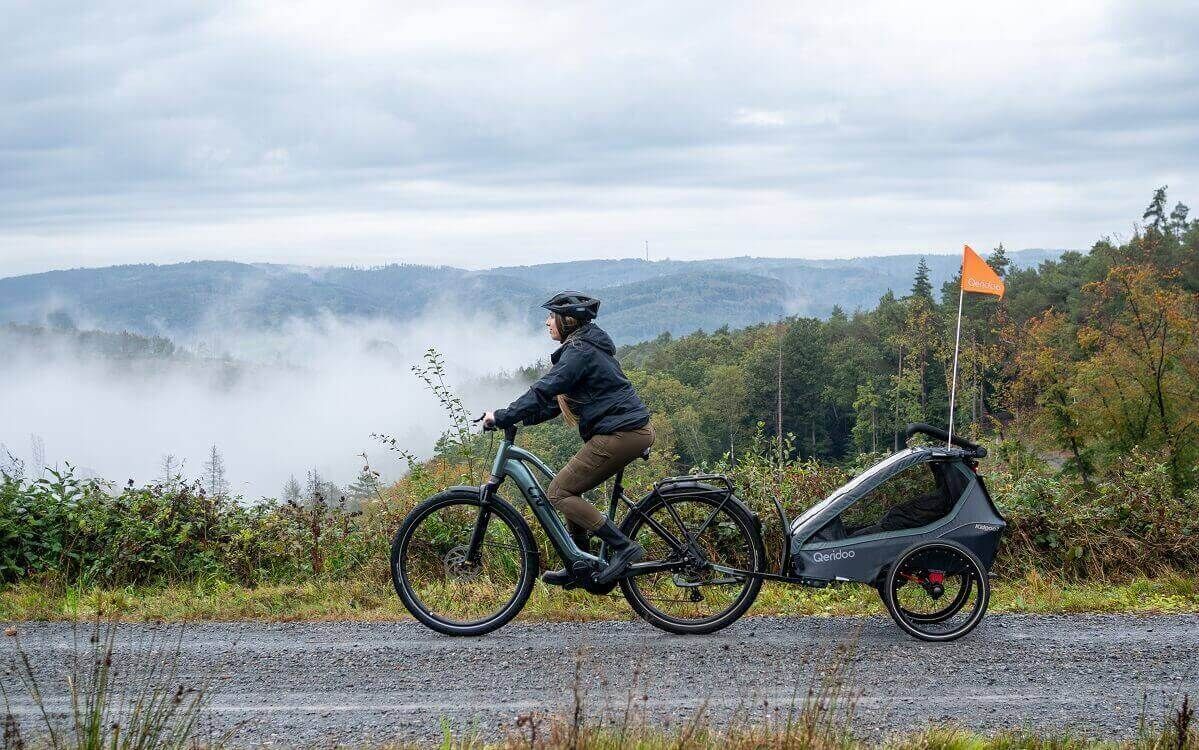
left=203, top=444, right=230, bottom=499
left=910, top=257, right=934, bottom=300
left=986, top=243, right=1010, bottom=277
left=159, top=454, right=183, bottom=488
left=1169, top=202, right=1190, bottom=236
left=347, top=467, right=382, bottom=500
left=281, top=475, right=302, bottom=504
left=1143, top=185, right=1169, bottom=231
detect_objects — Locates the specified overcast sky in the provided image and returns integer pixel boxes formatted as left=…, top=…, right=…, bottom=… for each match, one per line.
left=1, top=1, right=1196, bottom=277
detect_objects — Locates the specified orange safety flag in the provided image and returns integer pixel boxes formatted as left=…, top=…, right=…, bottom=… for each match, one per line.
left=960, top=244, right=1004, bottom=297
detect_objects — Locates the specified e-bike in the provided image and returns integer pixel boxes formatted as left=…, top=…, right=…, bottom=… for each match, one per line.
left=390, top=423, right=765, bottom=636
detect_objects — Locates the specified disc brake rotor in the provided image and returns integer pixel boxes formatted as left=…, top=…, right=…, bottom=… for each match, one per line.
left=442, top=544, right=482, bottom=581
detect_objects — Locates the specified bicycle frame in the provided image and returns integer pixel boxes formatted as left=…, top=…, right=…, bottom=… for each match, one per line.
left=484, top=427, right=599, bottom=565
left=467, top=425, right=697, bottom=577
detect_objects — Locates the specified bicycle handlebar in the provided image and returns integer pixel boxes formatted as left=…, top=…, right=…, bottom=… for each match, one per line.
left=903, top=422, right=987, bottom=457
left=475, top=413, right=517, bottom=442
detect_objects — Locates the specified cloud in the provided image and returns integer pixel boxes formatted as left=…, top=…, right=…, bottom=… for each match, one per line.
left=732, top=109, right=787, bottom=128
left=0, top=0, right=1196, bottom=275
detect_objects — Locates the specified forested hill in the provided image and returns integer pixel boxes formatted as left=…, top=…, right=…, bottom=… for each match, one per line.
left=0, top=249, right=1060, bottom=344
left=604, top=190, right=1198, bottom=495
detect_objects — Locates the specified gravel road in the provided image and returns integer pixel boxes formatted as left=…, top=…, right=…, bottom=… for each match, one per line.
left=3, top=615, right=1197, bottom=745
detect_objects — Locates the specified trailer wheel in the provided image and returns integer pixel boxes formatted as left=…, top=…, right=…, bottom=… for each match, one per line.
left=882, top=540, right=989, bottom=642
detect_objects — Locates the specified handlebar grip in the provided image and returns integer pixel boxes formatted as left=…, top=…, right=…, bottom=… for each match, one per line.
left=903, top=422, right=987, bottom=457
left=475, top=413, right=516, bottom=441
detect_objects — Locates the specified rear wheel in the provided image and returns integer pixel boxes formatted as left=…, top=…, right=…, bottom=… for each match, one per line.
left=883, top=540, right=989, bottom=641
left=620, top=492, right=764, bottom=635
left=391, top=490, right=537, bottom=636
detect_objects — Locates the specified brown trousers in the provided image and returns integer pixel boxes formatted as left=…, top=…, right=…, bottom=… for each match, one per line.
left=546, top=424, right=655, bottom=532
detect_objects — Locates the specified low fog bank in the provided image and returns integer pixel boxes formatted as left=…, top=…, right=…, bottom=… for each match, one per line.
left=0, top=312, right=550, bottom=499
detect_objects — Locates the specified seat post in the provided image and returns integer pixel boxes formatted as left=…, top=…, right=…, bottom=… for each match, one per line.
left=608, top=468, right=625, bottom=517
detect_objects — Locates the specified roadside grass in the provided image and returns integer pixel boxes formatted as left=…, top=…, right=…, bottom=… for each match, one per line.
left=3, top=572, right=1197, bottom=623
left=408, top=722, right=1199, bottom=749
left=409, top=716, right=1199, bottom=750
left=1, top=618, right=217, bottom=750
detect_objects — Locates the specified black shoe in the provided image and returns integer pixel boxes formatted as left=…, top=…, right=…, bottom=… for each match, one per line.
left=542, top=530, right=593, bottom=587
left=591, top=520, right=644, bottom=586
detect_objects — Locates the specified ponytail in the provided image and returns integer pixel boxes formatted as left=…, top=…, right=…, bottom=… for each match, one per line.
left=557, top=394, right=579, bottom=426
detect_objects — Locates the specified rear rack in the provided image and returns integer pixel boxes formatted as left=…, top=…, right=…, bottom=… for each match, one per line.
left=655, top=473, right=794, bottom=578
left=653, top=473, right=735, bottom=499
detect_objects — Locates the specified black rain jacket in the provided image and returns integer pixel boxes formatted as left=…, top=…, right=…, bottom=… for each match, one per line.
left=494, top=323, right=650, bottom=441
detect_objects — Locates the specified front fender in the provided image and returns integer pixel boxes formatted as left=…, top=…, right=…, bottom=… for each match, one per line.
left=440, top=484, right=526, bottom=513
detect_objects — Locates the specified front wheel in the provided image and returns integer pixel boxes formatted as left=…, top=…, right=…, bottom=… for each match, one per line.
left=620, top=491, right=764, bottom=635
left=391, top=489, right=537, bottom=636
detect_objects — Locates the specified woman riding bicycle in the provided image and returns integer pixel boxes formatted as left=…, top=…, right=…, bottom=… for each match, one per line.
left=484, top=291, right=654, bottom=586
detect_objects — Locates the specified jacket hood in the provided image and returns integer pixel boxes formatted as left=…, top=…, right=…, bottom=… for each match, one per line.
left=569, top=322, right=615, bottom=355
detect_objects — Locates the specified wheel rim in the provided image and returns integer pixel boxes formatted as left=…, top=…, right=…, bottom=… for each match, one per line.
left=888, top=544, right=986, bottom=638
left=398, top=500, right=528, bottom=627
left=625, top=497, right=758, bottom=626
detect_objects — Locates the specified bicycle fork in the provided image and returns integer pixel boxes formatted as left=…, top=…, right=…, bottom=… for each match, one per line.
left=465, top=478, right=500, bottom=565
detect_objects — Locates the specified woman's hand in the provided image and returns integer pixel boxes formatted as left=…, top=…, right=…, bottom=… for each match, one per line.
left=482, top=411, right=497, bottom=428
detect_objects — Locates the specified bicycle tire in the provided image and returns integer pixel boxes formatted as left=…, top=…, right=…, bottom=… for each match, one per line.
left=391, top=489, right=537, bottom=636
left=619, top=492, right=764, bottom=635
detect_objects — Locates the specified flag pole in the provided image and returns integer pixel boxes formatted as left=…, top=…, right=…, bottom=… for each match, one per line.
left=947, top=285, right=965, bottom=447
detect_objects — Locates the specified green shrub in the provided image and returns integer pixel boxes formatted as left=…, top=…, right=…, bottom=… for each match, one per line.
left=989, top=447, right=1199, bottom=578
left=3, top=428, right=1197, bottom=589
left=0, top=468, right=362, bottom=587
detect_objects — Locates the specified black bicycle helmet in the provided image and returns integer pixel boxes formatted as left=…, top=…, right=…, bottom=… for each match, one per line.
left=541, top=290, right=600, bottom=320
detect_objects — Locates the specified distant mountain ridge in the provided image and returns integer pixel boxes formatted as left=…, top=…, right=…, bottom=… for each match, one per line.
left=0, top=250, right=1064, bottom=344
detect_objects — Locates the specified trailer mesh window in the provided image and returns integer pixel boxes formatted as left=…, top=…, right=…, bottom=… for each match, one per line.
left=839, top=462, right=957, bottom=537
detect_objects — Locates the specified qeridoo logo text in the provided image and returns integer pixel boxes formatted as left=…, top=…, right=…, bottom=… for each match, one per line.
left=965, top=278, right=1003, bottom=293
left=811, top=549, right=855, bottom=563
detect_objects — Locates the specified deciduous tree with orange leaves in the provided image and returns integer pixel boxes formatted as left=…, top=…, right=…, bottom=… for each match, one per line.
left=1074, top=265, right=1199, bottom=492
left=1003, top=309, right=1093, bottom=486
